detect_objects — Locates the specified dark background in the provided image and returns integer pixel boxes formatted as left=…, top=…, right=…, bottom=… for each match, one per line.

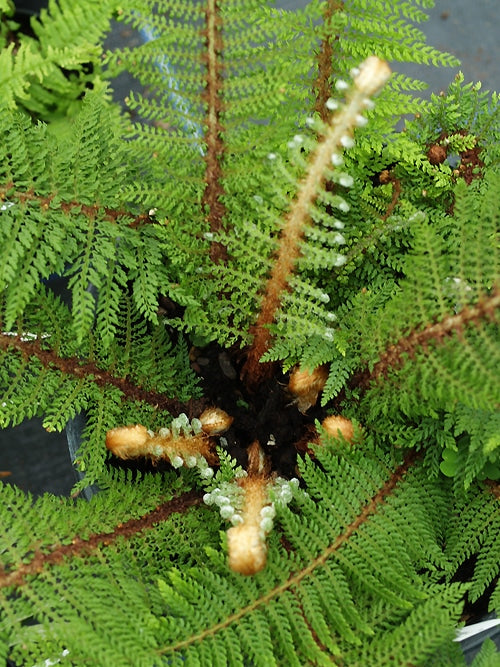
left=1, top=0, right=498, bottom=496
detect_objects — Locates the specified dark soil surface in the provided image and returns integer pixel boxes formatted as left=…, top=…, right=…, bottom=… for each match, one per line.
left=191, top=343, right=324, bottom=476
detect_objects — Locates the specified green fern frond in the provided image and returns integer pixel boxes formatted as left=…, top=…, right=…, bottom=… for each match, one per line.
left=0, top=1, right=498, bottom=664
left=444, top=484, right=500, bottom=610
left=0, top=0, right=117, bottom=115
left=95, top=0, right=461, bottom=362
left=0, top=446, right=475, bottom=665
left=0, top=91, right=176, bottom=345
left=345, top=583, right=466, bottom=666
left=468, top=639, right=500, bottom=667
left=356, top=169, right=499, bottom=425
left=0, top=282, right=200, bottom=484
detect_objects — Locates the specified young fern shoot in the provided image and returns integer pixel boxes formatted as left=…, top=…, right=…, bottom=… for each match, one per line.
left=105, top=409, right=233, bottom=475
left=203, top=441, right=299, bottom=575
left=242, top=56, right=391, bottom=386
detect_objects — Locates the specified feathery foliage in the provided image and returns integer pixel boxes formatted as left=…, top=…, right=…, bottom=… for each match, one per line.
left=0, top=0, right=499, bottom=664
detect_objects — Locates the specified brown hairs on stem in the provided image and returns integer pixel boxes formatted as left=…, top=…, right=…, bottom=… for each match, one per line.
left=241, top=57, right=391, bottom=389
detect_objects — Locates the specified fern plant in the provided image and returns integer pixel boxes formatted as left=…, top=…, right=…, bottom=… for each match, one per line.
left=0, top=0, right=499, bottom=665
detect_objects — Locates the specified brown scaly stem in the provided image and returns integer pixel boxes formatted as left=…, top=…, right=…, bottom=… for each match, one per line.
left=370, top=287, right=500, bottom=380
left=0, top=332, right=204, bottom=416
left=331, top=287, right=500, bottom=406
left=201, top=0, right=228, bottom=264
left=0, top=183, right=157, bottom=228
left=0, top=491, right=203, bottom=589
left=314, top=0, right=345, bottom=122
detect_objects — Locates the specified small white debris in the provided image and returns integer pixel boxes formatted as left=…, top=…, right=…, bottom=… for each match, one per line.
left=260, top=505, right=276, bottom=519
left=335, top=79, right=349, bottom=91
left=191, top=418, right=202, bottom=434
left=338, top=174, right=354, bottom=188
left=214, top=495, right=231, bottom=507
left=267, top=433, right=277, bottom=447
left=334, top=254, right=347, bottom=267
left=220, top=504, right=235, bottom=519
left=170, top=456, right=184, bottom=468
left=42, top=647, right=70, bottom=667
left=331, top=153, right=344, bottom=166
left=325, top=98, right=339, bottom=111
left=279, top=486, right=293, bottom=504
left=203, top=492, right=214, bottom=504
left=340, top=135, right=355, bottom=149
left=319, top=291, right=330, bottom=303
left=1, top=331, right=51, bottom=342
left=336, top=200, right=350, bottom=213
left=288, top=134, right=304, bottom=149
left=260, top=517, right=274, bottom=533
left=171, top=413, right=190, bottom=437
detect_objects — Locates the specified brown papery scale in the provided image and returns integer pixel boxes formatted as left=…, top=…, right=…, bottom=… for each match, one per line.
left=199, top=407, right=233, bottom=435
left=288, top=365, right=329, bottom=413
left=321, top=415, right=355, bottom=443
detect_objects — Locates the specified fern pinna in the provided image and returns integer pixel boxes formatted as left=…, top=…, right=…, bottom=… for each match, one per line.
left=1, top=443, right=497, bottom=665
left=0, top=0, right=499, bottom=665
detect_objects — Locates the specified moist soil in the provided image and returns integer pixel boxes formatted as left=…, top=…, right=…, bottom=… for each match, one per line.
left=191, top=343, right=326, bottom=476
